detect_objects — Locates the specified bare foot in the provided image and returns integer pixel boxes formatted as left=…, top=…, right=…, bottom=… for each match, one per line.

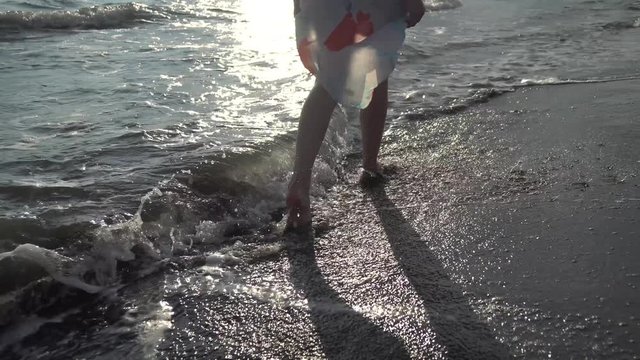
left=359, top=163, right=396, bottom=188
left=359, top=168, right=386, bottom=188
left=284, top=188, right=312, bottom=233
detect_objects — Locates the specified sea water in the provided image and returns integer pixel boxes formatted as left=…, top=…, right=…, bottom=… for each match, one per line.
left=0, top=0, right=639, bottom=355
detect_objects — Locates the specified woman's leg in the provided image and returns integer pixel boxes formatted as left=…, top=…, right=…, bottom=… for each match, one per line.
left=286, top=82, right=337, bottom=229
left=359, top=80, right=388, bottom=172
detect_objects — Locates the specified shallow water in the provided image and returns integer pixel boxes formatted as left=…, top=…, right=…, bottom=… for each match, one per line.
left=0, top=0, right=639, bottom=358
left=1, top=0, right=638, bottom=232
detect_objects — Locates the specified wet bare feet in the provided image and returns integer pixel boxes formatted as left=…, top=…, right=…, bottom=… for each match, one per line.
left=284, top=188, right=312, bottom=234
left=358, top=163, right=397, bottom=188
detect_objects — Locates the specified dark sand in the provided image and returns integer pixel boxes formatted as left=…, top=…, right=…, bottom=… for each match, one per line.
left=149, top=80, right=638, bottom=359
left=3, top=80, right=638, bottom=359
left=282, top=79, right=640, bottom=359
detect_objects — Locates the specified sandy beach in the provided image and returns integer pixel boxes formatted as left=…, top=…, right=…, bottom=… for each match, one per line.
left=1, top=80, right=638, bottom=359
left=2, top=0, right=639, bottom=357
left=148, top=79, right=639, bottom=358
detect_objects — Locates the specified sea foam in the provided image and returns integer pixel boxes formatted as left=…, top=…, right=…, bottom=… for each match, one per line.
left=424, top=0, right=463, bottom=12
left=0, top=2, right=166, bottom=31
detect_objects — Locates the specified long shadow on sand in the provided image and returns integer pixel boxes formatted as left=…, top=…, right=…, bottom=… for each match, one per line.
left=368, top=187, right=511, bottom=359
left=286, top=236, right=410, bottom=360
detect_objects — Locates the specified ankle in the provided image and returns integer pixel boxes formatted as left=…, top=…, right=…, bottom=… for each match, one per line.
left=289, top=173, right=311, bottom=191
left=362, top=161, right=381, bottom=173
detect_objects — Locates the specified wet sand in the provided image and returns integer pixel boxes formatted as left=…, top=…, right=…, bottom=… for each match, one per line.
left=272, top=79, right=639, bottom=359
left=352, top=79, right=640, bottom=358
left=3, top=80, right=638, bottom=359
left=151, top=79, right=639, bottom=358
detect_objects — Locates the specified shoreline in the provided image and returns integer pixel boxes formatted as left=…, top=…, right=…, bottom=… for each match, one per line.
left=1, top=79, right=638, bottom=358
left=306, top=78, right=640, bottom=358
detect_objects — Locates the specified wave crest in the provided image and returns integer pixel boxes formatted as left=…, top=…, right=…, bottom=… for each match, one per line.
left=424, top=0, right=463, bottom=12
left=602, top=17, right=640, bottom=30
left=0, top=3, right=167, bottom=31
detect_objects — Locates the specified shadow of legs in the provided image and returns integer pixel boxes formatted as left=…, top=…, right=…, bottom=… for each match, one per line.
left=369, top=188, right=511, bottom=359
left=286, top=235, right=410, bottom=360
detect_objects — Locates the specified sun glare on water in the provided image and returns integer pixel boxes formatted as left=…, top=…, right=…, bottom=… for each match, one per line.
left=237, top=0, right=294, bottom=53
left=163, top=0, right=308, bottom=133
left=227, top=0, right=310, bottom=127
left=234, top=0, right=301, bottom=81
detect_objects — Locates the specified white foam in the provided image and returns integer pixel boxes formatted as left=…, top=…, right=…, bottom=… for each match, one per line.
left=89, top=188, right=163, bottom=284
left=520, top=77, right=562, bottom=85
left=194, top=220, right=226, bottom=244
left=313, top=160, right=338, bottom=190
left=138, top=300, right=173, bottom=360
left=250, top=243, right=286, bottom=260
left=0, top=187, right=167, bottom=298
left=0, top=3, right=165, bottom=31
left=519, top=75, right=640, bottom=87
left=424, top=0, right=463, bottom=12
left=205, top=252, right=242, bottom=266
left=0, top=244, right=102, bottom=293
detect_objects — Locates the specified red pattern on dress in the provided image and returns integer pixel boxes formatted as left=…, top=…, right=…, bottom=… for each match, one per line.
left=324, top=11, right=374, bottom=51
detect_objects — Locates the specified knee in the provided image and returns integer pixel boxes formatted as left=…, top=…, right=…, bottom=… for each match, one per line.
left=367, top=81, right=389, bottom=110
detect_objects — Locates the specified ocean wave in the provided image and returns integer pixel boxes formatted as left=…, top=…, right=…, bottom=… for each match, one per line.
left=402, top=73, right=640, bottom=122
left=0, top=3, right=168, bottom=31
left=518, top=74, right=640, bottom=87
left=424, top=0, right=463, bottom=12
left=519, top=77, right=567, bottom=86
left=0, top=180, right=276, bottom=330
left=0, top=171, right=277, bottom=326
left=0, top=112, right=349, bottom=331
left=0, top=244, right=103, bottom=294
left=601, top=17, right=640, bottom=30
left=629, top=1, right=640, bottom=10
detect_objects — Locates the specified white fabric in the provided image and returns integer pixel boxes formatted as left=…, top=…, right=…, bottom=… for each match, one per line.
left=295, top=0, right=406, bottom=108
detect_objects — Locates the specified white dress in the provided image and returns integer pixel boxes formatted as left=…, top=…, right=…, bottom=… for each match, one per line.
left=295, top=0, right=406, bottom=108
